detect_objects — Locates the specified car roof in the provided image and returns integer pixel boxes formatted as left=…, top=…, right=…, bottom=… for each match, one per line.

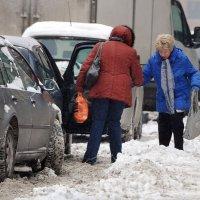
left=3, top=35, right=41, bottom=51
left=22, top=21, right=113, bottom=40
left=0, top=35, right=15, bottom=47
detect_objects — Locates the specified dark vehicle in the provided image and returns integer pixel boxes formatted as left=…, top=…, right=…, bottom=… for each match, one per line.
left=4, top=36, right=63, bottom=109
left=4, top=36, right=73, bottom=148
left=4, top=36, right=72, bottom=153
left=0, top=36, right=64, bottom=182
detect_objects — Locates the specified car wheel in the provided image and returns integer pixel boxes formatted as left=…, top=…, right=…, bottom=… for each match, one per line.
left=64, top=131, right=72, bottom=155
left=0, top=125, right=16, bottom=182
left=45, top=120, right=64, bottom=175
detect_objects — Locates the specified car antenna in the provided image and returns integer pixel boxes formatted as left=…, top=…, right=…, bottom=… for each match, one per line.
left=67, top=0, right=72, bottom=26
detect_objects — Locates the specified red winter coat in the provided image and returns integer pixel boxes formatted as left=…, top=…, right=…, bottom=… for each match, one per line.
left=76, top=25, right=143, bottom=107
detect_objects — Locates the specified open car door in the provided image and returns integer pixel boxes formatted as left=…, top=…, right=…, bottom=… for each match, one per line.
left=62, top=41, right=98, bottom=134
left=57, top=41, right=144, bottom=140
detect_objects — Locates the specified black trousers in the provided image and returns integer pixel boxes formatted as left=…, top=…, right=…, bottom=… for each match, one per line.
left=158, top=112, right=185, bottom=150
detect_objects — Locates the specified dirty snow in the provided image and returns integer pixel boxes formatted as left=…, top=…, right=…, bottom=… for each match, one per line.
left=1, top=112, right=200, bottom=199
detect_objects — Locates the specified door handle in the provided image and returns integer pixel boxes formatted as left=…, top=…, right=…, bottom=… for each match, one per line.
left=11, top=95, right=18, bottom=103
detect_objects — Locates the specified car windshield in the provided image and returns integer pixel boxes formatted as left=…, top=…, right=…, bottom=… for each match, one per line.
left=37, top=38, right=86, bottom=61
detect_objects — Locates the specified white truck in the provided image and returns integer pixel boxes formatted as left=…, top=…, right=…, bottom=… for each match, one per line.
left=95, top=0, right=200, bottom=139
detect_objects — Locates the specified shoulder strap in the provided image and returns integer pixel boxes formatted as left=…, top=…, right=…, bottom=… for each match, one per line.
left=94, top=42, right=104, bottom=60
left=98, top=42, right=104, bottom=59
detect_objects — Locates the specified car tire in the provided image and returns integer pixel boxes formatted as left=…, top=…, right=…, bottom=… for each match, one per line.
left=45, top=120, right=64, bottom=175
left=64, top=131, right=72, bottom=155
left=0, top=125, right=16, bottom=182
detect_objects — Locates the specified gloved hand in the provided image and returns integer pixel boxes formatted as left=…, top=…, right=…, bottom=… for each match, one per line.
left=192, top=86, right=199, bottom=92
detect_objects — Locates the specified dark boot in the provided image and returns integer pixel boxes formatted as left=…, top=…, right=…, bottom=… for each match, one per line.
left=82, top=157, right=96, bottom=165
left=111, top=155, right=117, bottom=163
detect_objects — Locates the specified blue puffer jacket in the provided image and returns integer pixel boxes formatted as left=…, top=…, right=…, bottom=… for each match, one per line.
left=143, top=47, right=200, bottom=113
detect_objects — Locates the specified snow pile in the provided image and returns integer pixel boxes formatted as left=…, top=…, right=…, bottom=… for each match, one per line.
left=16, top=117, right=200, bottom=200
left=15, top=185, right=92, bottom=200
left=35, top=168, right=57, bottom=179
left=100, top=139, right=200, bottom=199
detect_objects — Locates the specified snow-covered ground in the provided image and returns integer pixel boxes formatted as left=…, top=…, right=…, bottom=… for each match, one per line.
left=1, top=112, right=200, bottom=200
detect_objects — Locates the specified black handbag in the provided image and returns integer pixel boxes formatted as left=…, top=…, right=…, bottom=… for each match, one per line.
left=85, top=42, right=104, bottom=89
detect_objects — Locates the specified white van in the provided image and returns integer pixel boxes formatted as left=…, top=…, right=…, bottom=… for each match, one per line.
left=94, top=0, right=200, bottom=139
left=22, top=21, right=112, bottom=75
left=91, top=0, right=200, bottom=105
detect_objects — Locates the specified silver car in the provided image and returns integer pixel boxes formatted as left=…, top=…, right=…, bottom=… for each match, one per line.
left=0, top=37, right=64, bottom=182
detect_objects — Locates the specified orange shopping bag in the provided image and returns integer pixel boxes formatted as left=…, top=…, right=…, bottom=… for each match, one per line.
left=73, top=92, right=89, bottom=123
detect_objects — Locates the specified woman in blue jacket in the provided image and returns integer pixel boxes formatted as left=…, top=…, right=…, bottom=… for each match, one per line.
left=143, top=34, right=200, bottom=150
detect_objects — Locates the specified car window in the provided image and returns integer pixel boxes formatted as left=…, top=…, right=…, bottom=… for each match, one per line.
left=8, top=47, right=40, bottom=93
left=38, top=38, right=85, bottom=60
left=26, top=50, right=45, bottom=82
left=73, top=48, right=93, bottom=77
left=16, top=46, right=30, bottom=62
left=9, top=48, right=33, bottom=78
left=16, top=46, right=44, bottom=83
left=0, top=72, right=4, bottom=85
left=36, top=47, right=54, bottom=79
left=0, top=46, right=24, bottom=90
left=0, top=62, right=5, bottom=85
left=171, top=2, right=191, bottom=45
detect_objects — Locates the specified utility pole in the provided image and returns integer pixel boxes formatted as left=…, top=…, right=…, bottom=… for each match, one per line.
left=67, top=0, right=72, bottom=25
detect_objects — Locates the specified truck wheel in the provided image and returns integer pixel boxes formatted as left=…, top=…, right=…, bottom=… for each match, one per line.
left=45, top=120, right=64, bottom=175
left=0, top=125, right=15, bottom=182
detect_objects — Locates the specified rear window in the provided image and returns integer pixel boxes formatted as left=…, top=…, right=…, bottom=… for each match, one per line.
left=37, top=38, right=86, bottom=61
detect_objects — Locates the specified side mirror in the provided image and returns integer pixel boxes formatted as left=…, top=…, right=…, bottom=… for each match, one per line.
left=43, top=78, right=59, bottom=91
left=193, top=27, right=200, bottom=43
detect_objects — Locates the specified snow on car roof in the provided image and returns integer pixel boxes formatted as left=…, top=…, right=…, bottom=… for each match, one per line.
left=22, top=21, right=113, bottom=40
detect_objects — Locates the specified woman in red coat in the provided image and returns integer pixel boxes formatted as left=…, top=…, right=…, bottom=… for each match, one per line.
left=76, top=25, right=143, bottom=164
